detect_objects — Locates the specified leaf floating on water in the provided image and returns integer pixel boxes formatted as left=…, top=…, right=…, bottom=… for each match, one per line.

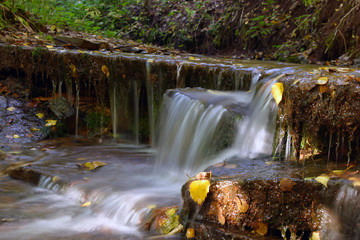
left=45, top=120, right=57, bottom=126
left=31, top=127, right=40, bottom=132
left=188, top=56, right=196, bottom=61
left=83, top=161, right=107, bottom=171
left=46, top=45, right=54, bottom=49
left=36, top=113, right=44, bottom=119
left=101, top=65, right=109, bottom=77
left=186, top=228, right=195, bottom=239
left=189, top=180, right=210, bottom=205
left=81, top=201, right=92, bottom=207
left=271, top=82, right=284, bottom=105
left=317, top=77, right=328, bottom=85
left=6, top=107, right=15, bottom=111
left=52, top=176, right=60, bottom=182
left=13, top=135, right=20, bottom=139
left=314, top=175, right=330, bottom=188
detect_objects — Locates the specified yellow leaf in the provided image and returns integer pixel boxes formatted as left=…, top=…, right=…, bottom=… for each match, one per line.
left=50, top=25, right=56, bottom=32
left=189, top=180, right=210, bottom=205
left=353, top=180, right=360, bottom=187
left=52, top=176, right=60, bottom=182
left=81, top=201, right=92, bottom=207
left=78, top=50, right=85, bottom=53
left=189, top=56, right=196, bottom=61
left=147, top=59, right=154, bottom=63
left=147, top=204, right=157, bottom=209
left=83, top=161, right=107, bottom=171
left=45, top=119, right=57, bottom=126
left=186, top=228, right=195, bottom=239
left=31, top=127, right=40, bottom=131
left=317, top=77, right=328, bottom=85
left=7, top=107, right=15, bottom=111
left=46, top=45, right=54, bottom=49
left=13, top=135, right=20, bottom=139
left=36, top=113, right=44, bottom=119
left=101, top=65, right=109, bottom=77
left=70, top=63, right=76, bottom=76
left=271, top=82, right=284, bottom=105
left=310, top=231, right=321, bottom=240
left=315, top=175, right=329, bottom=188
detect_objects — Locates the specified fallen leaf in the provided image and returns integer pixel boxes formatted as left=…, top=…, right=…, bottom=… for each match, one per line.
left=6, top=107, right=15, bottom=111
left=315, top=175, right=330, bottom=188
left=319, top=85, right=328, bottom=93
left=46, top=45, right=53, bottom=49
left=31, top=127, right=40, bottom=131
left=81, top=201, right=92, bottom=207
left=36, top=113, right=44, bottom=119
left=189, top=56, right=196, bottom=61
left=310, top=231, right=321, bottom=240
left=101, top=65, right=109, bottom=77
left=147, top=204, right=157, bottom=209
left=317, top=77, right=328, bottom=85
left=271, top=82, right=284, bottom=105
left=234, top=196, right=249, bottom=213
left=189, top=180, right=210, bottom=205
left=13, top=135, right=20, bottom=139
left=279, top=178, right=296, bottom=191
left=70, top=64, right=77, bottom=78
left=45, top=119, right=57, bottom=126
left=255, top=222, right=268, bottom=236
left=83, top=161, right=107, bottom=171
left=147, top=59, right=154, bottom=63
left=186, top=228, right=195, bottom=238
left=218, top=207, right=226, bottom=225
left=52, top=176, right=60, bottom=182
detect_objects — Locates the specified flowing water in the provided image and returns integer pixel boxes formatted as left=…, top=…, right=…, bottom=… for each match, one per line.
left=1, top=56, right=359, bottom=239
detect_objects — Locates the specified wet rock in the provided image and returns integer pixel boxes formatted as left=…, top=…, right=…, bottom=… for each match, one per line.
left=48, top=96, right=74, bottom=119
left=180, top=159, right=358, bottom=239
left=0, top=96, right=49, bottom=144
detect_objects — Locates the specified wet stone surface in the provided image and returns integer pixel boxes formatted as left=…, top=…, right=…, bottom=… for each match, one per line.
left=0, top=96, right=49, bottom=144
left=180, top=158, right=360, bottom=239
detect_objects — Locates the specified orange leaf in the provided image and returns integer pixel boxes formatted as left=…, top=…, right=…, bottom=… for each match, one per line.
left=271, top=82, right=284, bottom=105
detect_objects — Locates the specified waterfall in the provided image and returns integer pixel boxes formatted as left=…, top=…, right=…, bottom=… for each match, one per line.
left=155, top=92, right=229, bottom=172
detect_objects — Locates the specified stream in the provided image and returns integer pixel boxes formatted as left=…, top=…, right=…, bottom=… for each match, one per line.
left=1, top=49, right=360, bottom=239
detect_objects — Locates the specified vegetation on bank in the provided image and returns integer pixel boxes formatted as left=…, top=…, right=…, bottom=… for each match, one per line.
left=1, top=0, right=360, bottom=64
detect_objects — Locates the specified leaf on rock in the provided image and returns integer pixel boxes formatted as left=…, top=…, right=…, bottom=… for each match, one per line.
left=317, top=77, right=328, bottom=85
left=6, top=107, right=15, bottom=111
left=315, top=175, right=329, bottom=188
left=279, top=178, right=296, bottom=192
left=83, top=161, right=107, bottom=171
left=186, top=228, right=195, bottom=239
left=45, top=120, right=57, bottom=126
left=271, top=82, right=284, bottom=105
left=255, top=222, right=268, bottom=236
left=101, top=65, right=109, bottom=77
left=189, top=180, right=210, bottom=205
left=310, top=231, right=321, bottom=240
left=36, top=113, right=44, bottom=119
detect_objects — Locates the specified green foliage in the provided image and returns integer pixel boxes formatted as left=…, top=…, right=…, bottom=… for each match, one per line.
left=85, top=111, right=110, bottom=136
